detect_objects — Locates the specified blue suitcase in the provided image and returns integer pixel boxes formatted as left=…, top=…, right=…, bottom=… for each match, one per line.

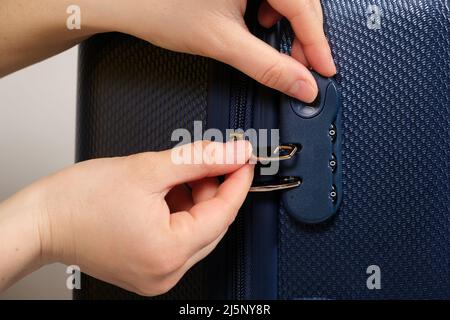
left=74, top=0, right=449, bottom=299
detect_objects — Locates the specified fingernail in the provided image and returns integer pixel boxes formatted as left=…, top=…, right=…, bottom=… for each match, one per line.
left=228, top=140, right=252, bottom=165
left=327, top=48, right=337, bottom=75
left=330, top=55, right=337, bottom=75
left=236, top=140, right=252, bottom=154
left=288, top=80, right=317, bottom=103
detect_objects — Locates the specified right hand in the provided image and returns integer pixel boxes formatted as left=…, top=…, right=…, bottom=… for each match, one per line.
left=30, top=141, right=253, bottom=296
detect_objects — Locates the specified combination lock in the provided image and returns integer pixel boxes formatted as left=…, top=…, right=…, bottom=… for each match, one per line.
left=280, top=72, right=342, bottom=224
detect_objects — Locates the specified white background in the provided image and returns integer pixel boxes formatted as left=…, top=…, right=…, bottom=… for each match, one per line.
left=0, top=47, right=78, bottom=299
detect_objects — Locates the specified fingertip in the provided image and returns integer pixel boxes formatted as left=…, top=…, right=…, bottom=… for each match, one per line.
left=304, top=45, right=337, bottom=78
left=239, top=163, right=255, bottom=183
left=225, top=139, right=253, bottom=165
left=326, top=47, right=338, bottom=76
left=240, top=164, right=255, bottom=193
left=317, top=54, right=337, bottom=77
left=303, top=85, right=319, bottom=104
left=287, top=78, right=318, bottom=103
left=242, top=140, right=254, bottom=161
left=329, top=56, right=338, bottom=75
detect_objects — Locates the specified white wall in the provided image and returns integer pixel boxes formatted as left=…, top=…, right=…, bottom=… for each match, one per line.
left=0, top=47, right=78, bottom=299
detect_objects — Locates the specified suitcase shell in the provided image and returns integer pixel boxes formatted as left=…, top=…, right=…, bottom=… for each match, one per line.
left=75, top=0, right=450, bottom=299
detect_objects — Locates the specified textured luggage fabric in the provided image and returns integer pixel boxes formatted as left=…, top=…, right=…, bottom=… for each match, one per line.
left=75, top=0, right=450, bottom=299
left=75, top=33, right=210, bottom=299
left=278, top=0, right=450, bottom=299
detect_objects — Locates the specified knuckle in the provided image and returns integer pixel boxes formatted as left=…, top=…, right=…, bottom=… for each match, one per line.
left=258, top=61, right=284, bottom=89
left=153, top=252, right=186, bottom=276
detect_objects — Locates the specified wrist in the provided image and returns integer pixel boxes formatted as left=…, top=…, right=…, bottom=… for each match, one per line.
left=0, top=182, right=48, bottom=290
left=43, top=0, right=116, bottom=37
left=73, top=0, right=125, bottom=34
left=30, top=174, right=76, bottom=267
left=75, top=0, right=114, bottom=34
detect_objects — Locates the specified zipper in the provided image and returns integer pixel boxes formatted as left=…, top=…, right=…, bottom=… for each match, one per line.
left=229, top=70, right=251, bottom=300
left=233, top=209, right=246, bottom=300
left=230, top=72, right=250, bottom=131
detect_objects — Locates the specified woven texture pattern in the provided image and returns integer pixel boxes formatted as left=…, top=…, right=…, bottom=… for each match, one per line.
left=75, top=33, right=208, bottom=299
left=279, top=0, right=450, bottom=299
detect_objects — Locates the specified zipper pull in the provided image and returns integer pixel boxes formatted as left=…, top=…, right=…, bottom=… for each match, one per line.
left=249, top=176, right=301, bottom=192
left=229, top=132, right=302, bottom=192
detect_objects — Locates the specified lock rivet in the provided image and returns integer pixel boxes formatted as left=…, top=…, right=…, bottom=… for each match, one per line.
left=329, top=124, right=336, bottom=141
left=330, top=185, right=337, bottom=203
left=329, top=154, right=337, bottom=172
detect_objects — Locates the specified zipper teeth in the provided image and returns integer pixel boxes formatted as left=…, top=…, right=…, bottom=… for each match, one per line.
left=232, top=72, right=249, bottom=300
left=234, top=74, right=248, bottom=129
left=237, top=209, right=246, bottom=299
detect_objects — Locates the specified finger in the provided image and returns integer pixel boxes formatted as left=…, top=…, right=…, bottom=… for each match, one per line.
left=165, top=185, right=193, bottom=212
left=291, top=38, right=310, bottom=68
left=258, top=1, right=282, bottom=28
left=219, top=24, right=318, bottom=102
left=267, top=0, right=336, bottom=76
left=189, top=177, right=220, bottom=204
left=170, top=164, right=254, bottom=253
left=312, top=0, right=324, bottom=21
left=147, top=140, right=253, bottom=191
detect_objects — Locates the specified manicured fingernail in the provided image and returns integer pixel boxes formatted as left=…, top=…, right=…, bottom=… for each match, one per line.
left=288, top=80, right=317, bottom=103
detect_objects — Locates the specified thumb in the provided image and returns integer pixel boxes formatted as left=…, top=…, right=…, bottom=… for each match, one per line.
left=151, top=140, right=253, bottom=191
left=170, top=163, right=254, bottom=255
left=217, top=24, right=318, bottom=103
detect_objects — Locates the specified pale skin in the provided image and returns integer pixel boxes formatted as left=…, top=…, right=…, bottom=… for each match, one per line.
left=0, top=0, right=336, bottom=296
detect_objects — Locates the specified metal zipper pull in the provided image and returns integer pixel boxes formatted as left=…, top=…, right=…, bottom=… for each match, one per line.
left=229, top=132, right=299, bottom=163
left=228, top=132, right=301, bottom=192
left=249, top=176, right=301, bottom=192
left=252, top=144, right=298, bottom=162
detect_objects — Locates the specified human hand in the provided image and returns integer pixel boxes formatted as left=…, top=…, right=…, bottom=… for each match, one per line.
left=2, top=0, right=335, bottom=97
left=101, top=0, right=336, bottom=102
left=24, top=140, right=253, bottom=296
